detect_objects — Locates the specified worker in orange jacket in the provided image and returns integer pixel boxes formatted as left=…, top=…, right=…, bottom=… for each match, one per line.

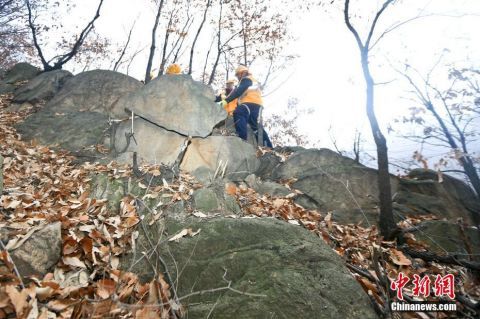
left=220, top=65, right=273, bottom=148
left=215, top=79, right=238, bottom=115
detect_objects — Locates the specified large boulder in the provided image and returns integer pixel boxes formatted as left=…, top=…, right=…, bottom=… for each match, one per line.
left=394, top=169, right=480, bottom=225
left=125, top=217, right=378, bottom=319
left=112, top=117, right=187, bottom=165
left=408, top=220, right=480, bottom=261
left=13, top=69, right=73, bottom=103
left=8, top=223, right=62, bottom=278
left=114, top=74, right=226, bottom=137
left=272, top=149, right=398, bottom=214
left=45, top=70, right=141, bottom=116
left=2, top=63, right=40, bottom=84
left=16, top=110, right=109, bottom=159
left=180, top=136, right=259, bottom=181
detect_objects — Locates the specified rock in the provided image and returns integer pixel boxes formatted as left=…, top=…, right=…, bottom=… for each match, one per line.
left=180, top=136, right=259, bottom=181
left=192, top=184, right=241, bottom=214
left=257, top=181, right=291, bottom=197
left=5, top=102, right=33, bottom=113
left=409, top=220, right=480, bottom=261
left=245, top=174, right=291, bottom=197
left=0, top=154, right=3, bottom=194
left=0, top=83, right=15, bottom=94
left=3, top=63, right=40, bottom=84
left=15, top=110, right=109, bottom=159
left=395, top=169, right=480, bottom=225
left=112, top=117, right=187, bottom=165
left=125, top=217, right=378, bottom=319
left=45, top=70, right=141, bottom=116
left=13, top=70, right=73, bottom=103
left=192, top=188, right=219, bottom=212
left=213, top=116, right=259, bottom=146
left=115, top=74, right=226, bottom=137
left=9, top=223, right=62, bottom=278
left=271, top=149, right=398, bottom=213
left=255, top=152, right=282, bottom=180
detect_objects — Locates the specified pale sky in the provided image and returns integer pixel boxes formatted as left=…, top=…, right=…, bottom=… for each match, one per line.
left=36, top=0, right=480, bottom=174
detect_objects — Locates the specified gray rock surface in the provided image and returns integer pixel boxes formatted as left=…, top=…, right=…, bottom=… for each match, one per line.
left=181, top=136, right=259, bottom=181
left=192, top=183, right=241, bottom=214
left=45, top=70, right=141, bottom=116
left=245, top=174, right=291, bottom=197
left=409, top=220, right=480, bottom=261
left=13, top=69, right=73, bottom=103
left=124, top=217, right=378, bottom=319
left=255, top=152, right=282, bottom=180
left=9, top=222, right=62, bottom=278
left=271, top=149, right=398, bottom=213
left=0, top=83, right=15, bottom=94
left=115, top=74, right=226, bottom=137
left=395, top=169, right=480, bottom=225
left=3, top=62, right=40, bottom=84
left=112, top=117, right=187, bottom=165
left=16, top=110, right=109, bottom=158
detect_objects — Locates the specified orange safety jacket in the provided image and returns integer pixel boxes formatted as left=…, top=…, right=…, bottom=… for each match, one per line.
left=238, top=76, right=263, bottom=106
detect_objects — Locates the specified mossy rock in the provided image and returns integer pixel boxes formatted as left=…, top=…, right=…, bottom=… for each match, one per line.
left=123, top=217, right=378, bottom=319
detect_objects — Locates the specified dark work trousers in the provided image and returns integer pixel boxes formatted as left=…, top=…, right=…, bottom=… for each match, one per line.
left=233, top=103, right=273, bottom=148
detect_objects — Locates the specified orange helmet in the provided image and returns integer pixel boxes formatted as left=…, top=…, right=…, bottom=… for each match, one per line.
left=166, top=64, right=181, bottom=75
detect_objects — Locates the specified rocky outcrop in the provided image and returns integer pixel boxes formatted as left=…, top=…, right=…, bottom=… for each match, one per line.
left=269, top=149, right=398, bottom=214
left=408, top=220, right=480, bottom=261
left=13, top=69, right=73, bottom=103
left=125, top=216, right=378, bottom=319
left=16, top=110, right=109, bottom=158
left=45, top=70, right=141, bottom=116
left=394, top=169, right=480, bottom=224
left=180, top=136, right=259, bottom=182
left=2, top=63, right=40, bottom=84
left=8, top=223, right=62, bottom=278
left=112, top=118, right=187, bottom=165
left=114, top=74, right=226, bottom=137
left=87, top=172, right=374, bottom=318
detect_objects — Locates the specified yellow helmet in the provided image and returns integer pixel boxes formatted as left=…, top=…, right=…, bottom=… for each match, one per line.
left=166, top=64, right=181, bottom=75
left=235, top=65, right=249, bottom=76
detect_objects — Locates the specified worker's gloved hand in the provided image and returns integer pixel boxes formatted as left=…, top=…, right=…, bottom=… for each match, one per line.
left=219, top=100, right=227, bottom=108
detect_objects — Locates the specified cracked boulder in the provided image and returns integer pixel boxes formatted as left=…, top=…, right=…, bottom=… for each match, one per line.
left=114, top=74, right=226, bottom=137
left=112, top=117, right=187, bottom=165
left=180, top=136, right=259, bottom=182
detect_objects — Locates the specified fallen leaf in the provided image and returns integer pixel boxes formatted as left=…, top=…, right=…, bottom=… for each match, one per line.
left=390, top=248, right=412, bottom=266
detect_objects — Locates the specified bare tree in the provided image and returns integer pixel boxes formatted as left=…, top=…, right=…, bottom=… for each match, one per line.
left=399, top=66, right=480, bottom=206
left=26, top=0, right=105, bottom=71
left=145, top=0, right=166, bottom=83
left=113, top=21, right=136, bottom=72
left=188, top=0, right=212, bottom=75
left=344, top=0, right=397, bottom=239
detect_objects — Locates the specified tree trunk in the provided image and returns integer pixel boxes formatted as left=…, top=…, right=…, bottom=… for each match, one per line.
left=188, top=0, right=211, bottom=75
left=145, top=0, right=165, bottom=83
left=361, top=51, right=396, bottom=239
